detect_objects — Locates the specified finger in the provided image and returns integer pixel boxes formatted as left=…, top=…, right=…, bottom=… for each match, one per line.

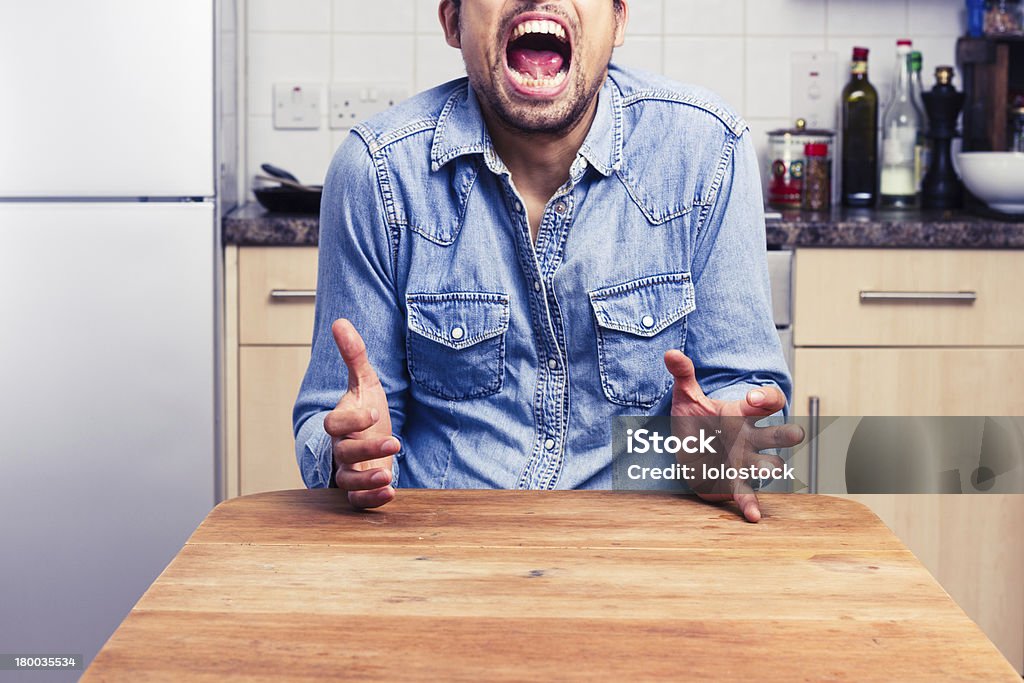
left=348, top=486, right=395, bottom=510
left=324, top=406, right=380, bottom=438
left=334, top=435, right=401, bottom=466
left=336, top=466, right=393, bottom=492
left=331, top=319, right=381, bottom=392
left=735, top=490, right=762, bottom=523
left=747, top=423, right=805, bottom=452
left=720, top=385, right=787, bottom=417
left=664, top=350, right=714, bottom=409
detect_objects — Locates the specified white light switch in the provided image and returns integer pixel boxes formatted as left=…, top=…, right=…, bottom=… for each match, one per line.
left=273, top=83, right=321, bottom=130
left=791, top=51, right=838, bottom=131
left=330, top=84, right=409, bottom=129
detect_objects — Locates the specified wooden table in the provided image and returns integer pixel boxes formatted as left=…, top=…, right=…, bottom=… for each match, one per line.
left=85, top=490, right=1019, bottom=681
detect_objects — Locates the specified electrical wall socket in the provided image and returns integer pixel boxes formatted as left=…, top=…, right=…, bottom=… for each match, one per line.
left=273, top=83, right=322, bottom=130
left=330, top=85, right=410, bottom=129
left=791, top=51, right=838, bottom=131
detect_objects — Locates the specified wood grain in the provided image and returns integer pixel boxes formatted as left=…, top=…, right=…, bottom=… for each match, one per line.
left=793, top=350, right=1024, bottom=672
left=84, top=490, right=1019, bottom=681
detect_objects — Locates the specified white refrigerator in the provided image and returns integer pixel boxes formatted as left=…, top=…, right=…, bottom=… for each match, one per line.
left=0, top=0, right=234, bottom=675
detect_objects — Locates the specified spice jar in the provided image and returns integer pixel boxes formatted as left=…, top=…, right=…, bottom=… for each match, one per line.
left=802, top=143, right=831, bottom=211
left=984, top=0, right=1023, bottom=35
left=766, top=119, right=835, bottom=209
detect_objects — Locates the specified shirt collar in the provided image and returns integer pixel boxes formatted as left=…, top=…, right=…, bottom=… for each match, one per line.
left=430, top=77, right=624, bottom=177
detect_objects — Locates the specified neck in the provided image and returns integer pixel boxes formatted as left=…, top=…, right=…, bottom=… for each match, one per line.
left=482, top=96, right=599, bottom=200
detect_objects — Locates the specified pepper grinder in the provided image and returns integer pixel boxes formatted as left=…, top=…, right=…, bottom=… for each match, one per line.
left=922, top=66, right=965, bottom=210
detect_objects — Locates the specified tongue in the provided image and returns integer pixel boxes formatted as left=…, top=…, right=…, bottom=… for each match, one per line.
left=508, top=47, right=564, bottom=79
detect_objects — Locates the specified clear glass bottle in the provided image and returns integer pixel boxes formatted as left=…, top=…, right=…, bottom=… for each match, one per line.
left=880, top=40, right=924, bottom=209
left=910, top=51, right=931, bottom=194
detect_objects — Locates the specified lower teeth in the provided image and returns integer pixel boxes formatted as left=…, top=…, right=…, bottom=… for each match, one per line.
left=510, top=69, right=567, bottom=89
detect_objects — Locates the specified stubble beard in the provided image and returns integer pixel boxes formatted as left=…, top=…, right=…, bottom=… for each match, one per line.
left=460, top=4, right=612, bottom=137
left=472, top=57, right=604, bottom=137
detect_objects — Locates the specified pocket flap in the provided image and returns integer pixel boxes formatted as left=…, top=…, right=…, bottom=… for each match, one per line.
left=589, top=273, right=695, bottom=337
left=407, top=292, right=510, bottom=350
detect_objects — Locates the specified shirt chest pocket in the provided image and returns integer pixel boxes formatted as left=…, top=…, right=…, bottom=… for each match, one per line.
left=589, top=273, right=696, bottom=409
left=406, top=292, right=510, bottom=401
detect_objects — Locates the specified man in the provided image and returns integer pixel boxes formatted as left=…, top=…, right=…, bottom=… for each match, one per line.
left=293, top=0, right=799, bottom=522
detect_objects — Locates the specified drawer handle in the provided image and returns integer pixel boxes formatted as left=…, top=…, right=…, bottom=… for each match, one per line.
left=859, top=290, right=977, bottom=304
left=269, top=289, right=316, bottom=301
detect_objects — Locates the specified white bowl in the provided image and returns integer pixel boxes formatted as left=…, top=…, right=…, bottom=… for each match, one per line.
left=957, top=152, right=1024, bottom=214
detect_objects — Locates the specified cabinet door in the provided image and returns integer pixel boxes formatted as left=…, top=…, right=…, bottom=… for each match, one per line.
left=794, top=347, right=1024, bottom=416
left=794, top=347, right=1024, bottom=673
left=238, top=247, right=318, bottom=345
left=239, top=346, right=311, bottom=495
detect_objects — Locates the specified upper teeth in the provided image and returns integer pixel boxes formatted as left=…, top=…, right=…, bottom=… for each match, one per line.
left=512, top=19, right=567, bottom=42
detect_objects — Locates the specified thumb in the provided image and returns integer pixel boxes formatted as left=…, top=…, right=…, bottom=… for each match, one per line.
left=332, top=319, right=380, bottom=392
left=664, top=350, right=705, bottom=400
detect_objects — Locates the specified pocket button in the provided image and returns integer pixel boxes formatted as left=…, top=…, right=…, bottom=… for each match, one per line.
left=451, top=326, right=465, bottom=341
left=641, top=315, right=656, bottom=329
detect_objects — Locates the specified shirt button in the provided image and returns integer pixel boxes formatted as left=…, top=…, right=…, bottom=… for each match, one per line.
left=641, top=315, right=656, bottom=329
left=547, top=358, right=558, bottom=370
left=514, top=200, right=523, bottom=213
left=554, top=201, right=567, bottom=214
left=451, top=326, right=465, bottom=340
left=533, top=280, right=541, bottom=292
left=544, top=438, right=556, bottom=450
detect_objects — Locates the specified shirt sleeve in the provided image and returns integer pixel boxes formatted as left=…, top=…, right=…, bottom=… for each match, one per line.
left=684, top=128, right=793, bottom=410
left=292, top=131, right=410, bottom=488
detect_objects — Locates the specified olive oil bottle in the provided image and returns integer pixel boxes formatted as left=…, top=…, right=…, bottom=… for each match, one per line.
left=841, top=47, right=879, bottom=207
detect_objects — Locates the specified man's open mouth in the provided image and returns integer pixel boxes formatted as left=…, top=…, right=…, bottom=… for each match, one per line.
left=504, top=14, right=572, bottom=93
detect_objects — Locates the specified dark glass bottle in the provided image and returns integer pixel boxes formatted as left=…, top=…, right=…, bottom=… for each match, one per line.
left=841, top=47, right=879, bottom=208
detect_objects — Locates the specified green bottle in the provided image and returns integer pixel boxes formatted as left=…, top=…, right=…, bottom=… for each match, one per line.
left=910, top=50, right=930, bottom=193
left=841, top=46, right=879, bottom=208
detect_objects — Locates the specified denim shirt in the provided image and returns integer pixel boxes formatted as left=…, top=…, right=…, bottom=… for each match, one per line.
left=293, top=64, right=791, bottom=490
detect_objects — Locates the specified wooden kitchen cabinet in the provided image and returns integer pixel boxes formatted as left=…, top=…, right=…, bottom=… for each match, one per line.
left=238, top=346, right=309, bottom=495
left=793, top=248, right=1024, bottom=673
left=224, top=245, right=318, bottom=498
left=793, top=348, right=1024, bottom=416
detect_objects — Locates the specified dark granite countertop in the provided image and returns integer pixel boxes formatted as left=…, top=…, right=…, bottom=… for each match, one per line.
left=224, top=202, right=1024, bottom=249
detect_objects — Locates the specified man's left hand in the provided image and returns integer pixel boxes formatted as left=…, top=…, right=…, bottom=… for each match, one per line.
left=664, top=349, right=803, bottom=523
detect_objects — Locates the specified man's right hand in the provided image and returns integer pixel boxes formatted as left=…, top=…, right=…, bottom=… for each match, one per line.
left=324, top=319, right=400, bottom=509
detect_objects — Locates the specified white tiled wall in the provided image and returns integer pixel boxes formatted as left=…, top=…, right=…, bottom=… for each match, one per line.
left=243, top=0, right=965, bottom=194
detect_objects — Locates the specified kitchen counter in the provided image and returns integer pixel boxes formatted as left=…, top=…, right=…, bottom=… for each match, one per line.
left=84, top=489, right=1019, bottom=681
left=224, top=202, right=1024, bottom=248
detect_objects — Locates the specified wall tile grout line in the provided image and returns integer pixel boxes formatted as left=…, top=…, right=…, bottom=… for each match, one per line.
left=241, top=0, right=967, bottom=199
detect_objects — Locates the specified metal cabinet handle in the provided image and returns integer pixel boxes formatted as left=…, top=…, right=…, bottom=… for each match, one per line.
left=808, top=396, right=820, bottom=495
left=859, top=290, right=977, bottom=304
left=269, top=289, right=316, bottom=300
